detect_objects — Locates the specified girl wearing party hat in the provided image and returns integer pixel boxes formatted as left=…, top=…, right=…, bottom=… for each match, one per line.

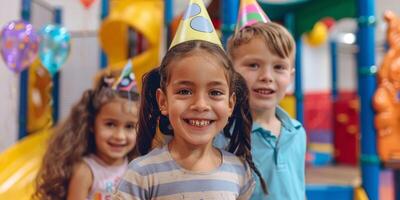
left=113, top=0, right=267, bottom=199
left=34, top=61, right=140, bottom=200
left=215, top=0, right=307, bottom=199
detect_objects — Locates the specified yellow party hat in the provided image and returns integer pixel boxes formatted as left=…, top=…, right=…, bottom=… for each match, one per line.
left=169, top=0, right=222, bottom=49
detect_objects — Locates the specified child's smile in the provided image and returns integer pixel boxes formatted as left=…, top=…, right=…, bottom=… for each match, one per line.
left=94, top=99, right=138, bottom=165
left=232, top=37, right=294, bottom=113
left=185, top=118, right=214, bottom=127
left=157, top=51, right=235, bottom=148
left=253, top=87, right=276, bottom=97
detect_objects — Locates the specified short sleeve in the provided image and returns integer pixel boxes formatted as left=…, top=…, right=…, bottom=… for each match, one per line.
left=113, top=162, right=149, bottom=200
left=237, top=162, right=256, bottom=200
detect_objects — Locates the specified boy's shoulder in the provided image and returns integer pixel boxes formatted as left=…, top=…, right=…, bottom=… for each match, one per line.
left=290, top=118, right=304, bottom=130
left=276, top=106, right=304, bottom=130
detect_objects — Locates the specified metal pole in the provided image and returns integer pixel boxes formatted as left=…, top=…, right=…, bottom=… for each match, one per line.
left=51, top=8, right=62, bottom=123
left=330, top=41, right=338, bottom=101
left=294, top=37, right=304, bottom=123
left=100, top=0, right=109, bottom=68
left=18, top=0, right=31, bottom=139
left=165, top=0, right=173, bottom=47
left=221, top=0, right=239, bottom=47
left=357, top=0, right=379, bottom=199
left=284, top=13, right=303, bottom=122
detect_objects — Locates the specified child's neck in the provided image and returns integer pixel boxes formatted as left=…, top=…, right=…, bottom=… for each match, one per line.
left=168, top=140, right=222, bottom=172
left=94, top=153, right=126, bottom=166
left=252, top=107, right=281, bottom=137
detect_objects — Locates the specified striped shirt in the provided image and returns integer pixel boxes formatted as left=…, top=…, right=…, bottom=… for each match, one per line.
left=113, top=145, right=255, bottom=200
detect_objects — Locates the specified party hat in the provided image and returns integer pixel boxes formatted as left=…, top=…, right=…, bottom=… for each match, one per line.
left=237, top=0, right=270, bottom=30
left=169, top=0, right=222, bottom=49
left=113, top=60, right=138, bottom=93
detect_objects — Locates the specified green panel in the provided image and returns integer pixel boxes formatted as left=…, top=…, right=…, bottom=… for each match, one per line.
left=294, top=0, right=356, bottom=37
left=259, top=0, right=357, bottom=38
left=260, top=1, right=307, bottom=20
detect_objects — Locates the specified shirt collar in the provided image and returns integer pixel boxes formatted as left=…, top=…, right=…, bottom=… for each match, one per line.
left=252, top=106, right=302, bottom=133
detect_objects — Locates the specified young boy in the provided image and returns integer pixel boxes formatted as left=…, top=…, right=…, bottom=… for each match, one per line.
left=216, top=0, right=307, bottom=199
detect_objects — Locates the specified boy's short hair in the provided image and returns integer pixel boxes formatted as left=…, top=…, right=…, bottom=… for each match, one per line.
left=227, top=22, right=295, bottom=61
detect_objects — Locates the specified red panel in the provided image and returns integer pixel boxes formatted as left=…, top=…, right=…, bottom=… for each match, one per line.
left=304, top=92, right=333, bottom=131
left=333, top=92, right=360, bottom=165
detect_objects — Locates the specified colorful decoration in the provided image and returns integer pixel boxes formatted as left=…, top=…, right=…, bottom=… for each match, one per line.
left=237, top=0, right=270, bottom=30
left=113, top=60, right=138, bottom=93
left=305, top=21, right=328, bottom=46
left=321, top=17, right=336, bottom=30
left=0, top=20, right=39, bottom=73
left=38, top=24, right=71, bottom=76
left=80, top=0, right=95, bottom=9
left=373, top=11, right=400, bottom=162
left=169, top=0, right=222, bottom=49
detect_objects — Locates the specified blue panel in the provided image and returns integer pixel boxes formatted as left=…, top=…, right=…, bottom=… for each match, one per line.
left=306, top=185, right=354, bottom=200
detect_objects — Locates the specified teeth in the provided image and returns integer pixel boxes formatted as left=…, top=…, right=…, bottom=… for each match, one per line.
left=188, top=119, right=211, bottom=127
left=256, top=89, right=273, bottom=94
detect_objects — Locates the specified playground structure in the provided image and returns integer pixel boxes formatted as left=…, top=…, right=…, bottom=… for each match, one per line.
left=0, top=0, right=399, bottom=199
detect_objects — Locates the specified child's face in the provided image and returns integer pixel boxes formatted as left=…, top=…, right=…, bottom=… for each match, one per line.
left=232, top=37, right=294, bottom=113
left=93, top=98, right=138, bottom=164
left=157, top=52, right=235, bottom=148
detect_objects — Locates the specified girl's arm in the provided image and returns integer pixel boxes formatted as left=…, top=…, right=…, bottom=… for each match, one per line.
left=67, top=162, right=93, bottom=200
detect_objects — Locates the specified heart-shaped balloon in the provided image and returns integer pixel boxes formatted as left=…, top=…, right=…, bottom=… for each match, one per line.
left=80, top=0, right=95, bottom=9
left=38, top=24, right=71, bottom=76
left=0, top=20, right=39, bottom=73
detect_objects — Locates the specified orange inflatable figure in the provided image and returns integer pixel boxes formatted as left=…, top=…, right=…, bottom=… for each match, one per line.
left=373, top=11, right=400, bottom=162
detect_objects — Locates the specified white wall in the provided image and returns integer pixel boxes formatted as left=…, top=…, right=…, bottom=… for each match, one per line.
left=42, top=0, right=100, bottom=32
left=302, top=39, right=331, bottom=92
left=0, top=0, right=21, bottom=151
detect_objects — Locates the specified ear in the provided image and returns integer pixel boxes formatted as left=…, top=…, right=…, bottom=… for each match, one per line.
left=290, top=67, right=295, bottom=83
left=156, top=88, right=168, bottom=116
left=228, top=92, right=236, bottom=116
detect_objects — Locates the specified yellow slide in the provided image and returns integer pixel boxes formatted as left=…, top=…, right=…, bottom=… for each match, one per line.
left=0, top=1, right=164, bottom=199
left=0, top=130, right=50, bottom=200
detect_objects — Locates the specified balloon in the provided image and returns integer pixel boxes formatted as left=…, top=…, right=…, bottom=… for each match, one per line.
left=80, top=0, right=95, bottom=9
left=321, top=17, right=336, bottom=30
left=38, top=24, right=71, bottom=76
left=305, top=22, right=328, bottom=47
left=0, top=20, right=39, bottom=73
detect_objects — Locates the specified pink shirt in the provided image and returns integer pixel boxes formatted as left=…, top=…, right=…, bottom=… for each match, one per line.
left=83, top=154, right=128, bottom=200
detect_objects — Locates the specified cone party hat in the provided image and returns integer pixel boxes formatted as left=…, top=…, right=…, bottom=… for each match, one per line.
left=113, top=59, right=138, bottom=93
left=169, top=0, right=222, bottom=49
left=237, top=0, right=270, bottom=30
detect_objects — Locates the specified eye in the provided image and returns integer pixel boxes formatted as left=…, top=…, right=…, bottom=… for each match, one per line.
left=176, top=89, right=192, bottom=95
left=274, top=64, right=288, bottom=71
left=125, top=123, right=136, bottom=130
left=105, top=121, right=116, bottom=128
left=248, top=63, right=259, bottom=69
left=210, top=90, right=223, bottom=96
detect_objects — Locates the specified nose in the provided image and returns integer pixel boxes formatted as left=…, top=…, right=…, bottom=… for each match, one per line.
left=190, top=93, right=210, bottom=112
left=113, top=128, right=126, bottom=140
left=258, top=66, right=273, bottom=83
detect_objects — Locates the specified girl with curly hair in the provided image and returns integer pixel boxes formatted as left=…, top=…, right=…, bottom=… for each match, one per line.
left=34, top=66, right=140, bottom=200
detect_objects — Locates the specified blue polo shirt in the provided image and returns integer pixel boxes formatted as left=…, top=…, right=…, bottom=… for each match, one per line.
left=214, top=107, right=306, bottom=200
